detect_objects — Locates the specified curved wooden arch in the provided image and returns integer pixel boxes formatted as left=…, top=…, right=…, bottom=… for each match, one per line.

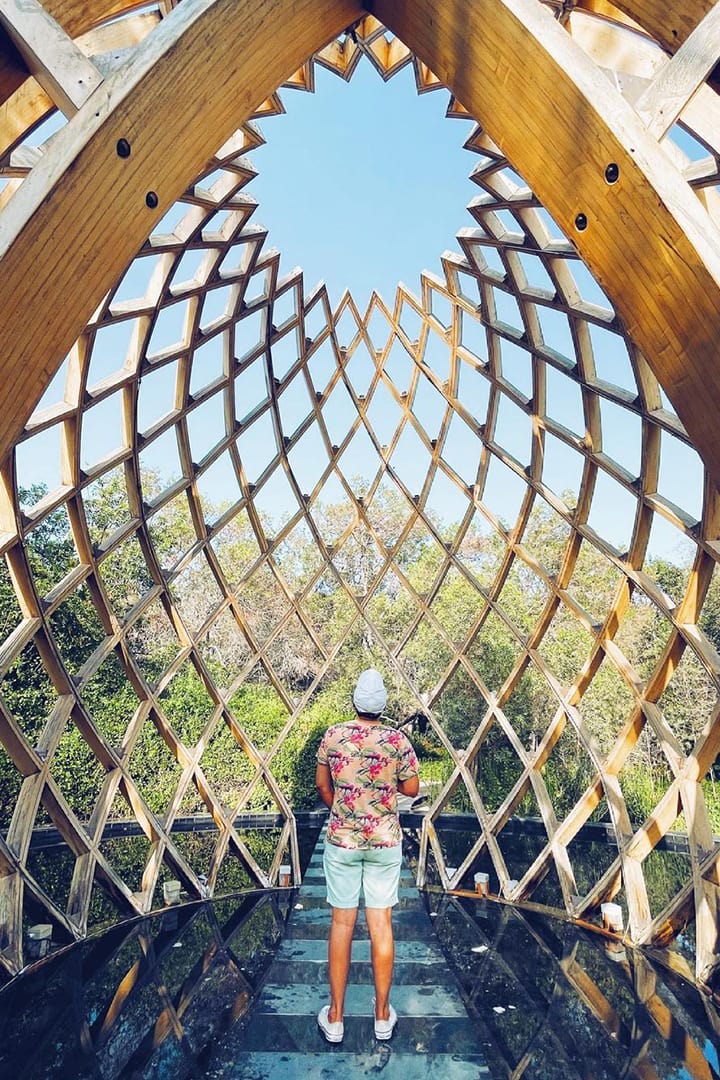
left=1, top=0, right=720, bottom=493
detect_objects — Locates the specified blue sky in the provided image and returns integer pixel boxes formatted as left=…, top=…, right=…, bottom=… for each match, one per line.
left=250, top=60, right=475, bottom=307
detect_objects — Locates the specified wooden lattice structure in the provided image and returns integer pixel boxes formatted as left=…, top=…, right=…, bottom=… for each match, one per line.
left=1, top=0, right=720, bottom=987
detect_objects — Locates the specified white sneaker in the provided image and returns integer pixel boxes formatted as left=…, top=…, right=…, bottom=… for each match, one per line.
left=317, top=1005, right=344, bottom=1043
left=374, top=1002, right=397, bottom=1040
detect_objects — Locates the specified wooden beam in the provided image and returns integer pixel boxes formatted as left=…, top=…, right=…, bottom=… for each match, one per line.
left=635, top=0, right=720, bottom=138
left=0, top=0, right=103, bottom=116
left=371, top=0, right=720, bottom=490
left=601, top=0, right=716, bottom=52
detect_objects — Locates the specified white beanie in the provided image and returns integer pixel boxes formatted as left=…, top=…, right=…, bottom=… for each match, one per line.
left=353, top=668, right=387, bottom=715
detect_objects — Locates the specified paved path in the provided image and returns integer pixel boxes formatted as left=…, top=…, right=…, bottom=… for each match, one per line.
left=205, top=836, right=490, bottom=1077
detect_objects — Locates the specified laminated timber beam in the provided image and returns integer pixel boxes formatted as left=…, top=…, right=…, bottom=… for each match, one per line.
left=372, top=0, right=720, bottom=497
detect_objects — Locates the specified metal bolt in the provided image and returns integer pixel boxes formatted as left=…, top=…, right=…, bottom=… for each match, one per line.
left=575, top=212, right=588, bottom=231
left=605, top=162, right=619, bottom=184
left=116, top=138, right=131, bottom=158
left=145, top=191, right=159, bottom=209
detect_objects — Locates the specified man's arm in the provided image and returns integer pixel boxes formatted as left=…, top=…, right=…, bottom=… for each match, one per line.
left=398, top=774, right=419, bottom=798
left=316, top=762, right=334, bottom=808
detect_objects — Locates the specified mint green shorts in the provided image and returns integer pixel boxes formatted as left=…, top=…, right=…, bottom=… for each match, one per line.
left=323, top=841, right=403, bottom=909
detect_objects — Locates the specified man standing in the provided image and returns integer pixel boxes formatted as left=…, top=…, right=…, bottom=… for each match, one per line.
left=315, top=668, right=420, bottom=1043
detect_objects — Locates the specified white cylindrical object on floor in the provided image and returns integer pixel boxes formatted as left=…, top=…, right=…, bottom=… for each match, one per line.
left=27, top=923, right=52, bottom=959
left=601, top=902, right=624, bottom=933
left=503, top=879, right=519, bottom=898
left=474, top=872, right=490, bottom=897
left=163, top=879, right=182, bottom=905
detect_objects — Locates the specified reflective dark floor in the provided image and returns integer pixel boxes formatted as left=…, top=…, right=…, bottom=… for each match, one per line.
left=1, top=886, right=719, bottom=1079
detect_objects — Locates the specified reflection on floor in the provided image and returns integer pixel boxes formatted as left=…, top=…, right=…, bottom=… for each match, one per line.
left=430, top=890, right=720, bottom=1080
left=0, top=835, right=719, bottom=1079
left=203, top=835, right=489, bottom=1076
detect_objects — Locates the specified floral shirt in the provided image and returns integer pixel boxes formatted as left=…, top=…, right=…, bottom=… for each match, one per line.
left=317, top=721, right=419, bottom=849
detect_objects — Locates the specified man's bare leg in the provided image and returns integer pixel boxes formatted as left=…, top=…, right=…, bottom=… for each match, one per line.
left=365, top=906, right=394, bottom=1020
left=328, top=906, right=357, bottom=1023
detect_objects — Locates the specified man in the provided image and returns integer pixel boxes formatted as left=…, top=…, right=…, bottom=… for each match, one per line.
left=315, top=668, right=420, bottom=1043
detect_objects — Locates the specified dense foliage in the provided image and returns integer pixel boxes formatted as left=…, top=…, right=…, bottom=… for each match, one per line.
left=2, top=472, right=719, bottom=850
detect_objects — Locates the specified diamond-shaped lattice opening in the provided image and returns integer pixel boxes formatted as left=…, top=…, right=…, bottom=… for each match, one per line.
left=399, top=622, right=453, bottom=696
left=146, top=491, right=198, bottom=570
left=175, top=769, right=207, bottom=816
left=0, top=740, right=23, bottom=829
left=25, top=505, right=79, bottom=593
left=1, top=640, right=57, bottom=744
left=197, top=608, right=252, bottom=694
left=126, top=597, right=182, bottom=686
left=229, top=667, right=291, bottom=755
left=474, top=721, right=525, bottom=814
left=87, top=875, right=129, bottom=933
left=48, top=584, right=106, bottom=676
left=331, top=526, right=385, bottom=596
left=159, top=662, right=216, bottom=748
left=128, top=717, right=184, bottom=818
left=566, top=541, right=625, bottom=627
left=98, top=535, right=154, bottom=618
left=642, top=846, right=693, bottom=922
left=566, top=811, right=618, bottom=900
left=519, top=500, right=572, bottom=578
left=265, top=613, right=324, bottom=694
left=466, top=610, right=523, bottom=692
left=658, top=646, right=719, bottom=756
left=170, top=554, right=225, bottom=636
left=200, top=719, right=255, bottom=814
left=212, top=509, right=263, bottom=584
left=576, top=656, right=635, bottom=759
left=234, top=773, right=281, bottom=815
left=536, top=602, right=595, bottom=688
left=83, top=467, right=133, bottom=548
left=616, top=724, right=676, bottom=828
left=0, top=557, right=23, bottom=645
left=305, top=572, right=356, bottom=650
left=99, top=834, right=153, bottom=895
left=233, top=562, right=290, bottom=645
left=25, top=845, right=77, bottom=913
left=50, top=716, right=106, bottom=822
left=435, top=827, right=481, bottom=888
left=497, top=824, right=560, bottom=903
left=540, top=718, right=597, bottom=823
left=433, top=664, right=485, bottom=751
left=496, top=561, right=550, bottom=637
left=614, top=588, right=673, bottom=678
left=273, top=519, right=324, bottom=594
left=366, top=571, right=420, bottom=650
left=504, top=664, right=558, bottom=750
left=106, top=789, right=134, bottom=822
left=430, top=566, right=485, bottom=646
left=455, top=514, right=507, bottom=589
left=172, top=829, right=221, bottom=887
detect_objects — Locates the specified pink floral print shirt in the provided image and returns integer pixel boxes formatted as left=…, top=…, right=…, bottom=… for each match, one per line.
left=317, top=721, right=419, bottom=849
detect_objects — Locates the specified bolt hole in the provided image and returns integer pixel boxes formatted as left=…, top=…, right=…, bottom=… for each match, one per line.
left=145, top=191, right=159, bottom=209
left=575, top=213, right=588, bottom=232
left=116, top=138, right=131, bottom=159
left=605, top=162, right=619, bottom=184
